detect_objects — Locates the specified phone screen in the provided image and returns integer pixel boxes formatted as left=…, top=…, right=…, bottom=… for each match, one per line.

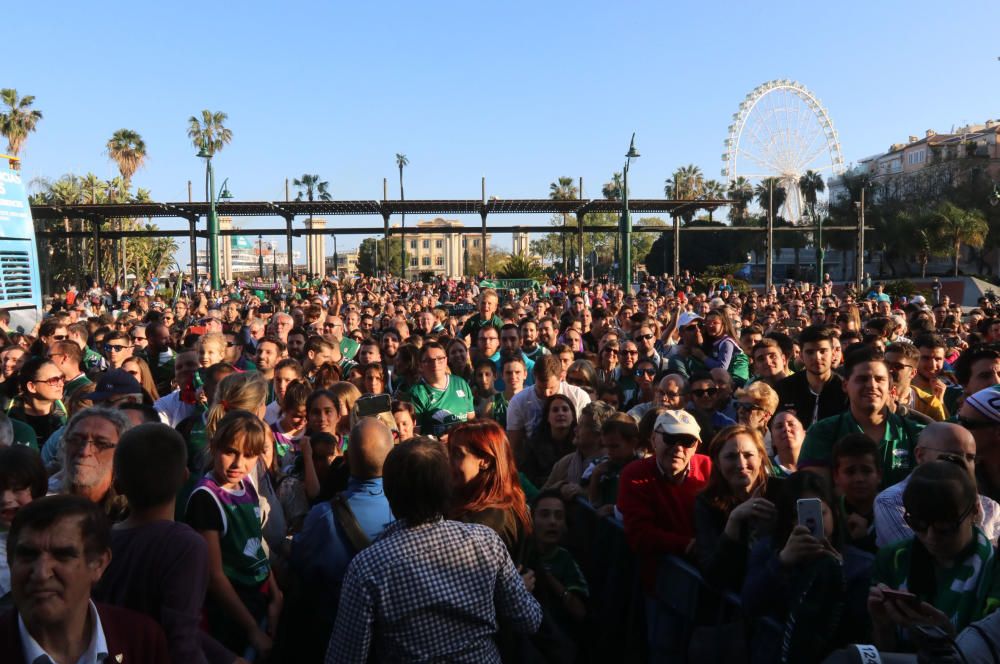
left=796, top=498, right=825, bottom=539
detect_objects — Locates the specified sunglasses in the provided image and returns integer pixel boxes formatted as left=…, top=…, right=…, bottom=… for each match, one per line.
left=50, top=334, right=68, bottom=341
left=653, top=431, right=699, bottom=448
left=691, top=387, right=719, bottom=398
left=104, top=344, right=130, bottom=353
left=735, top=402, right=766, bottom=412
left=637, top=334, right=655, bottom=341
left=635, top=368, right=657, bottom=377
left=904, top=501, right=976, bottom=536
left=33, top=375, right=65, bottom=386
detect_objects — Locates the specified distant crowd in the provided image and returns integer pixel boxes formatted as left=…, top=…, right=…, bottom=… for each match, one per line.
left=2, top=269, right=1000, bottom=662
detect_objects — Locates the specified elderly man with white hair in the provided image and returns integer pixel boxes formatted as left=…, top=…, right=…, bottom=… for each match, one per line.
left=48, top=406, right=132, bottom=521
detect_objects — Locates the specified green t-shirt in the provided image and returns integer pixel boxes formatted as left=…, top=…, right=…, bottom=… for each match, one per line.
left=799, top=410, right=923, bottom=488
left=339, top=337, right=360, bottom=361
left=9, top=419, right=38, bottom=450
left=408, top=375, right=475, bottom=437
left=460, top=313, right=503, bottom=339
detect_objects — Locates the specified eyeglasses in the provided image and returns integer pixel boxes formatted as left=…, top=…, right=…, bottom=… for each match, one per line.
left=886, top=362, right=914, bottom=372
left=104, top=344, right=131, bottom=353
left=618, top=349, right=639, bottom=356
left=637, top=334, right=654, bottom=341
left=690, top=387, right=719, bottom=398
left=635, top=368, right=657, bottom=377
left=735, top=402, right=766, bottom=412
left=653, top=431, right=699, bottom=448
left=225, top=342, right=237, bottom=348
left=131, top=336, right=147, bottom=342
left=50, top=334, right=68, bottom=341
left=922, top=447, right=977, bottom=464
left=422, top=356, right=447, bottom=364
left=904, top=501, right=976, bottom=536
left=956, top=416, right=998, bottom=431
left=32, top=375, right=65, bottom=387
left=64, top=435, right=117, bottom=453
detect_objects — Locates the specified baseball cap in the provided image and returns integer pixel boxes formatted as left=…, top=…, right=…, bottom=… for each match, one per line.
left=90, top=369, right=144, bottom=402
left=653, top=410, right=701, bottom=439
left=911, top=295, right=926, bottom=305
left=677, top=311, right=703, bottom=329
left=963, top=386, right=1000, bottom=424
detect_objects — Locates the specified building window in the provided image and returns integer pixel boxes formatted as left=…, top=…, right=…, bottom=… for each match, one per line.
left=410, top=257, right=417, bottom=267
left=907, top=149, right=925, bottom=165
left=435, top=240, right=443, bottom=249
left=473, top=239, right=480, bottom=248
left=410, top=240, right=416, bottom=250
left=422, top=256, right=431, bottom=266
left=422, top=240, right=430, bottom=249
left=436, top=256, right=443, bottom=266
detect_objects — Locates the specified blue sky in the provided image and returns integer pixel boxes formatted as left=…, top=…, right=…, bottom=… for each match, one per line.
left=8, top=0, right=999, bottom=260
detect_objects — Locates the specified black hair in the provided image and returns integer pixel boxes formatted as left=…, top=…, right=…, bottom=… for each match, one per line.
left=383, top=437, right=453, bottom=525
left=531, top=487, right=567, bottom=512
left=8, top=495, right=110, bottom=564
left=772, top=471, right=846, bottom=553
left=843, top=346, right=886, bottom=379
left=0, top=446, right=47, bottom=498
left=798, top=324, right=837, bottom=347
left=831, top=433, right=881, bottom=471
left=955, top=344, right=1000, bottom=386
left=114, top=423, right=187, bottom=511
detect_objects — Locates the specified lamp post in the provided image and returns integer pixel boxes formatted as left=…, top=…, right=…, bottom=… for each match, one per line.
left=258, top=234, right=264, bottom=278
left=197, top=148, right=232, bottom=290
left=270, top=243, right=276, bottom=282
left=619, top=133, right=640, bottom=289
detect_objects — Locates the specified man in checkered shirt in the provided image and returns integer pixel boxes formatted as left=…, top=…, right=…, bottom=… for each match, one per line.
left=326, top=437, right=542, bottom=663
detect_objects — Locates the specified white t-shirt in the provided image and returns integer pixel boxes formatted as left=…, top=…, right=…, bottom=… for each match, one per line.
left=506, top=382, right=591, bottom=438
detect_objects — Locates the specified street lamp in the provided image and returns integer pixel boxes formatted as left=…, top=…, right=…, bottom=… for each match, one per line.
left=270, top=243, right=276, bottom=281
left=258, top=234, right=264, bottom=279
left=619, top=133, right=640, bottom=288
left=197, top=147, right=232, bottom=290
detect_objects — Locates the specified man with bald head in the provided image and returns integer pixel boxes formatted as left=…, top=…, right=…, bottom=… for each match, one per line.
left=289, top=418, right=396, bottom=660
left=873, top=421, right=1000, bottom=546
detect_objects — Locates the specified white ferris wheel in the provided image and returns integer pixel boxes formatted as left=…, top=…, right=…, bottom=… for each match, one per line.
left=722, top=79, right=845, bottom=223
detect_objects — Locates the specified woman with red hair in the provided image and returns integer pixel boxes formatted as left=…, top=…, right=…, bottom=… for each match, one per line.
left=448, top=419, right=532, bottom=559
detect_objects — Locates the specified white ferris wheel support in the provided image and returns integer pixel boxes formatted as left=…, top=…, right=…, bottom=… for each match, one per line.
left=722, top=79, right=846, bottom=223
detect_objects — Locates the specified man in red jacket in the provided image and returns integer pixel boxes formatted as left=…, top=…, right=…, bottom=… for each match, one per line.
left=617, top=409, right=711, bottom=594
left=1, top=495, right=169, bottom=664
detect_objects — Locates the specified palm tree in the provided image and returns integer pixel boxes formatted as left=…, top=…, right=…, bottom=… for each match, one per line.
left=293, top=174, right=332, bottom=274
left=702, top=179, right=726, bottom=222
left=755, top=178, right=787, bottom=219
left=929, top=201, right=988, bottom=276
left=798, top=170, right=825, bottom=221
left=186, top=110, right=232, bottom=156
left=665, top=165, right=705, bottom=224
left=106, top=129, right=147, bottom=191
left=396, top=153, right=409, bottom=278
left=0, top=89, right=43, bottom=167
left=549, top=176, right=578, bottom=274
left=727, top=177, right=754, bottom=224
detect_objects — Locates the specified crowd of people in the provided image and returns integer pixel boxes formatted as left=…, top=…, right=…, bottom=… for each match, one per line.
left=3, top=270, right=1000, bottom=662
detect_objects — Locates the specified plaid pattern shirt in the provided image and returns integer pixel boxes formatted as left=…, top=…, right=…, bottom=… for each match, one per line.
left=326, top=517, right=542, bottom=663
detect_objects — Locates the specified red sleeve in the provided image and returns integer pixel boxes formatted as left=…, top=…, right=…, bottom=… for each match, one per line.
left=617, top=461, right=692, bottom=556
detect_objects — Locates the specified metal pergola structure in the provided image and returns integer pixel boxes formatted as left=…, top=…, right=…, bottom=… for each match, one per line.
left=29, top=195, right=868, bottom=291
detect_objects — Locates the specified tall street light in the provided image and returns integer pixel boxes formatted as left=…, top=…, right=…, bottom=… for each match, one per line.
left=197, top=147, right=232, bottom=290
left=258, top=234, right=264, bottom=278
left=619, top=133, right=640, bottom=288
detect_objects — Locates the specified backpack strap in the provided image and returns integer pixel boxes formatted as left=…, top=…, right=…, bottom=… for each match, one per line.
left=331, top=492, right=372, bottom=553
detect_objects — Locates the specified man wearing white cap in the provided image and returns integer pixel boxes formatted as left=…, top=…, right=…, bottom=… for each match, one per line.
left=617, top=410, right=711, bottom=595
left=666, top=312, right=707, bottom=380
left=957, top=385, right=1000, bottom=503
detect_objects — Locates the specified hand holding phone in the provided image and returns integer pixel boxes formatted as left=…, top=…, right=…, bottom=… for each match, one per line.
left=796, top=498, right=825, bottom=540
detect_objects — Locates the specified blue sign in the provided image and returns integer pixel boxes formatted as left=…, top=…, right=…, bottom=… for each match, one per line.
left=0, top=167, right=33, bottom=239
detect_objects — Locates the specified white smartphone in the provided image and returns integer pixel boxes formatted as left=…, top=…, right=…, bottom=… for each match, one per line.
left=797, top=498, right=825, bottom=539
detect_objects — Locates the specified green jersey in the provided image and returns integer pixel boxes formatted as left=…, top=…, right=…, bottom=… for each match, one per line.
left=339, top=337, right=360, bottom=361
left=409, top=375, right=475, bottom=437
left=189, top=475, right=269, bottom=587
left=799, top=410, right=923, bottom=487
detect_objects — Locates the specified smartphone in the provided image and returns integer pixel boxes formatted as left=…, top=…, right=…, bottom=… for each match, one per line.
left=796, top=498, right=825, bottom=539
left=881, top=589, right=920, bottom=608
left=356, top=394, right=392, bottom=417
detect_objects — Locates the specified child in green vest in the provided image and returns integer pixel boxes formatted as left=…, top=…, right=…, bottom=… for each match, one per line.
left=186, top=410, right=282, bottom=657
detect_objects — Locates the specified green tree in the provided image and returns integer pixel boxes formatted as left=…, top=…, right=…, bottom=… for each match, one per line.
left=497, top=254, right=545, bottom=280
left=358, top=237, right=407, bottom=276
left=928, top=201, right=988, bottom=276
left=549, top=176, right=578, bottom=273
left=665, top=165, right=705, bottom=223
left=798, top=170, right=825, bottom=221
left=465, top=244, right=509, bottom=276
left=187, top=110, right=232, bottom=156
left=727, top=177, right=754, bottom=224
left=645, top=220, right=748, bottom=276
left=396, top=153, right=409, bottom=278
left=602, top=172, right=623, bottom=200
left=702, top=179, right=726, bottom=222
left=106, top=129, right=147, bottom=190
left=0, top=89, right=42, bottom=168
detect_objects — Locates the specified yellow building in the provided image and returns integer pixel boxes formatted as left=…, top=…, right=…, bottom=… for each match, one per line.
left=400, top=218, right=492, bottom=277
